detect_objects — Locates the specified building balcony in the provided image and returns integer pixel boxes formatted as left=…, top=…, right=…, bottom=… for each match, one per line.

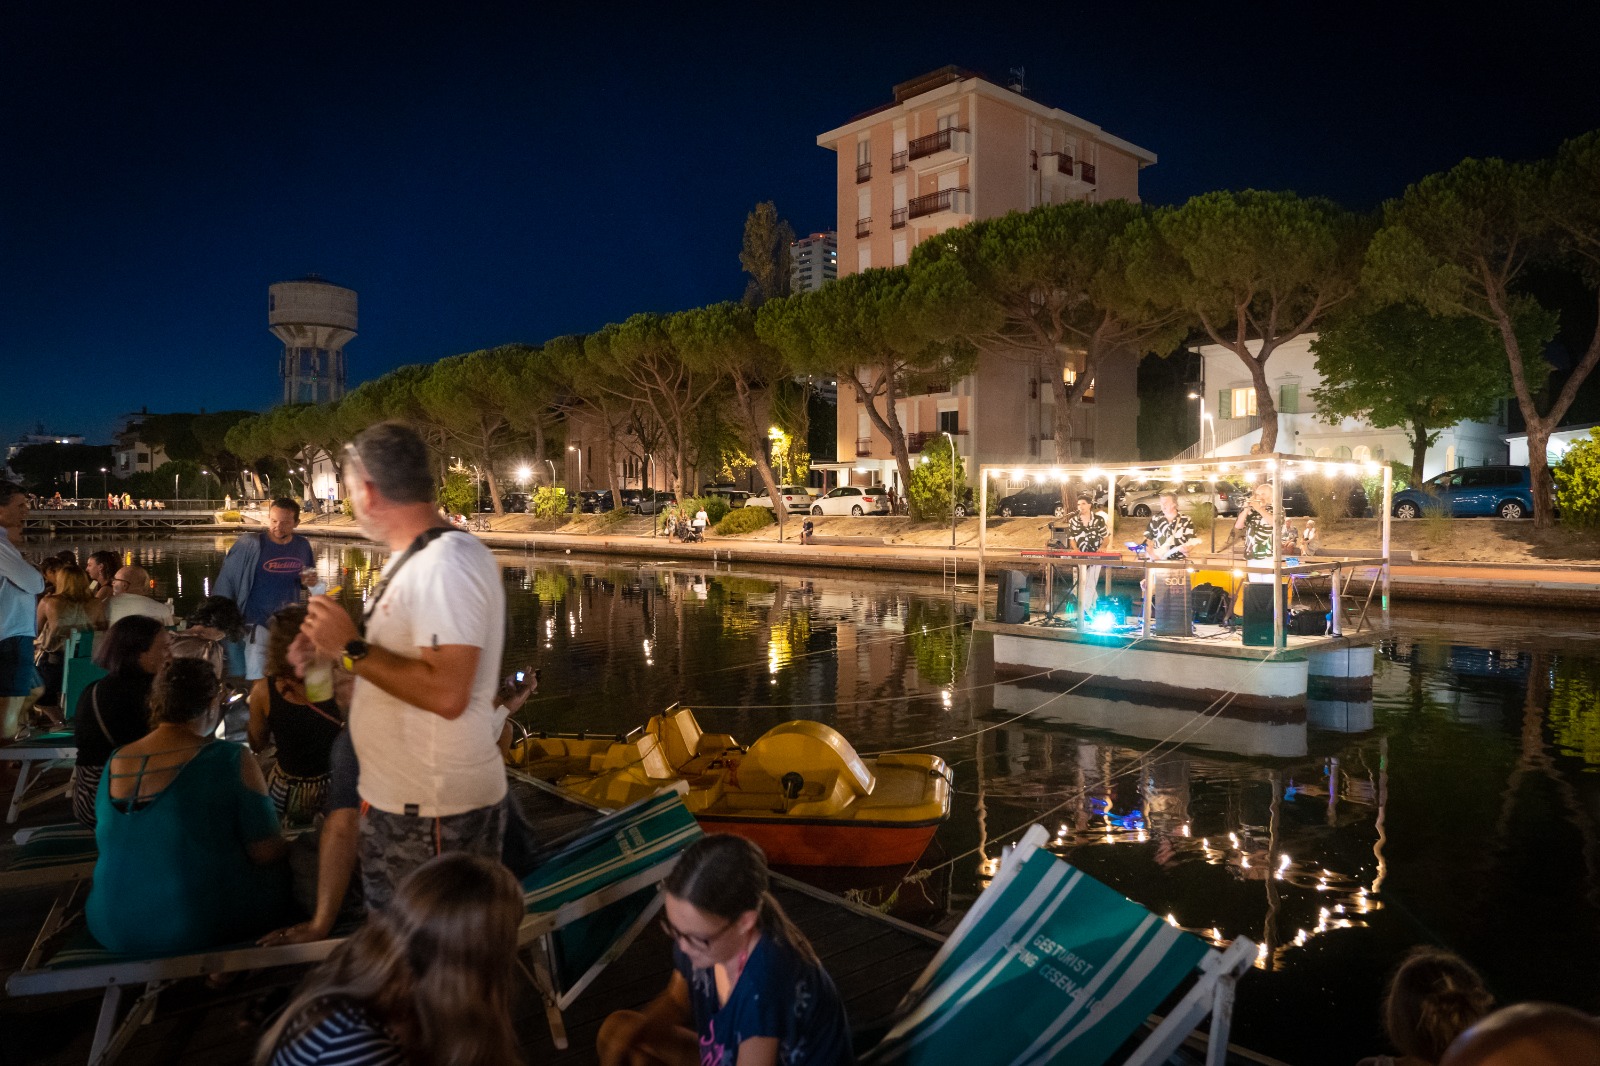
left=1044, top=153, right=1095, bottom=195
left=1080, top=161, right=1096, bottom=185
left=906, top=187, right=972, bottom=224
left=855, top=437, right=874, bottom=457
left=891, top=207, right=907, bottom=229
left=907, top=126, right=971, bottom=169
left=906, top=428, right=967, bottom=453
left=856, top=161, right=872, bottom=184
left=856, top=217, right=873, bottom=239
left=891, top=150, right=908, bottom=172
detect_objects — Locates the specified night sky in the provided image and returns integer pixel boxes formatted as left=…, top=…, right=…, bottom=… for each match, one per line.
left=5, top=1, right=1599, bottom=447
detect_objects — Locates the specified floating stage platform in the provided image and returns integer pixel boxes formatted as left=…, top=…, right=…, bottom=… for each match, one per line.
left=979, top=619, right=1377, bottom=716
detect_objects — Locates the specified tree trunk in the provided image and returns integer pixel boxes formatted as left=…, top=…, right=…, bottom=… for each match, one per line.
left=851, top=374, right=914, bottom=493
left=606, top=437, right=625, bottom=514
left=484, top=461, right=504, bottom=515
left=1250, top=363, right=1280, bottom=453
left=1525, top=421, right=1556, bottom=529
left=735, top=378, right=783, bottom=511
left=1409, top=422, right=1429, bottom=485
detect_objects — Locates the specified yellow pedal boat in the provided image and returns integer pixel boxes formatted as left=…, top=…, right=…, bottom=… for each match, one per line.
left=508, top=707, right=951, bottom=868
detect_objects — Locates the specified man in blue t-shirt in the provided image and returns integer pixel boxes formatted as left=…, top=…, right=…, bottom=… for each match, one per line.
left=214, top=498, right=318, bottom=680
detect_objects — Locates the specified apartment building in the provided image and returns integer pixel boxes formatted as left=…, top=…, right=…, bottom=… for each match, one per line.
left=814, top=66, right=1157, bottom=490
left=790, top=232, right=838, bottom=293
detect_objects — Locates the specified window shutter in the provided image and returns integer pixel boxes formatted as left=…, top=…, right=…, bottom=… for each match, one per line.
left=1279, top=383, right=1299, bottom=414
left=1218, top=389, right=1232, bottom=418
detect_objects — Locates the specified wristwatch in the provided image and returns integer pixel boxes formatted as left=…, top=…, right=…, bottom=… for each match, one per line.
left=340, top=639, right=370, bottom=672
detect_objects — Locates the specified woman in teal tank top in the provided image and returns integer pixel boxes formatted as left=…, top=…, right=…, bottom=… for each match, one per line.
left=88, top=658, right=294, bottom=955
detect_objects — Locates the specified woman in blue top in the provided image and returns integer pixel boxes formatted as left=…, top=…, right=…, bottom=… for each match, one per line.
left=598, top=834, right=854, bottom=1066
left=86, top=657, right=293, bottom=954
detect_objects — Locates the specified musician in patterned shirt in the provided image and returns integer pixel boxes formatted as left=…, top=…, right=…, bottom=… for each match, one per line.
left=1142, top=493, right=1200, bottom=560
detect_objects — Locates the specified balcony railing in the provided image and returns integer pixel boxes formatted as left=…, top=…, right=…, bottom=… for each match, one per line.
left=891, top=207, right=907, bottom=229
left=1080, top=161, right=1097, bottom=185
left=907, top=186, right=970, bottom=220
left=891, top=150, right=907, bottom=172
left=1054, top=154, right=1075, bottom=176
left=907, top=126, right=969, bottom=160
left=855, top=437, right=874, bottom=457
left=856, top=217, right=873, bottom=239
left=906, top=428, right=966, bottom=453
left=856, top=161, right=872, bottom=183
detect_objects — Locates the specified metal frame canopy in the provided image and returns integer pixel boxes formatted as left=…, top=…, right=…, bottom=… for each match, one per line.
left=975, top=453, right=1395, bottom=646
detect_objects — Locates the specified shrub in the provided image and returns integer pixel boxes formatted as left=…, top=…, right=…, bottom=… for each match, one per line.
left=1360, top=461, right=1412, bottom=514
left=438, top=469, right=475, bottom=515
left=1555, top=430, right=1600, bottom=528
left=600, top=506, right=630, bottom=527
left=907, top=437, right=967, bottom=522
left=219, top=510, right=243, bottom=523
left=714, top=505, right=774, bottom=536
left=530, top=487, right=568, bottom=519
left=683, top=495, right=730, bottom=526
left=1188, top=502, right=1215, bottom=533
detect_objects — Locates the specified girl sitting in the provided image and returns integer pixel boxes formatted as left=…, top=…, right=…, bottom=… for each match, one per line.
left=247, top=604, right=346, bottom=826
left=598, top=834, right=853, bottom=1066
left=72, top=616, right=168, bottom=826
left=257, top=852, right=524, bottom=1066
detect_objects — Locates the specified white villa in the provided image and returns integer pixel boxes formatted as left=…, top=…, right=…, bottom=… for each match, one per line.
left=1191, top=335, right=1509, bottom=477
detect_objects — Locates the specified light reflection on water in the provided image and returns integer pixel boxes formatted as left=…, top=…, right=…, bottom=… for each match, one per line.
left=48, top=536, right=1600, bottom=1066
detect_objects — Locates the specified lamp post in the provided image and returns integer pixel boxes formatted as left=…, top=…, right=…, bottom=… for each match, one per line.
left=201, top=469, right=214, bottom=503
left=100, top=468, right=108, bottom=501
left=567, top=445, right=582, bottom=491
left=174, top=471, right=180, bottom=502
left=1187, top=391, right=1211, bottom=458
left=73, top=470, right=80, bottom=499
left=940, top=430, right=958, bottom=551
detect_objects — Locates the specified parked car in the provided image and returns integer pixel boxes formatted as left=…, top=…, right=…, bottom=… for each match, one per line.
left=502, top=491, right=530, bottom=514
left=747, top=485, right=814, bottom=514
left=700, top=485, right=752, bottom=508
left=1391, top=465, right=1533, bottom=519
left=1120, top=480, right=1240, bottom=518
left=572, top=490, right=614, bottom=513
left=1225, top=478, right=1370, bottom=518
left=996, top=486, right=1068, bottom=518
left=629, top=489, right=677, bottom=515
left=810, top=485, right=891, bottom=516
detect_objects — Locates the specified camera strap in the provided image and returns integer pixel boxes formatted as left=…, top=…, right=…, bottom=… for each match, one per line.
left=359, top=525, right=463, bottom=635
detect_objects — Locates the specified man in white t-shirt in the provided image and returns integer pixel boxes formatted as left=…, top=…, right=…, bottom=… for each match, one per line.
left=297, top=421, right=507, bottom=909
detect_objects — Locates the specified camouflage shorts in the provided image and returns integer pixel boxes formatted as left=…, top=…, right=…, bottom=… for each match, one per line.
left=358, top=801, right=507, bottom=911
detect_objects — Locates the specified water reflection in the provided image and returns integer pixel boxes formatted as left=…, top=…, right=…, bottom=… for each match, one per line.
left=44, top=537, right=1600, bottom=1064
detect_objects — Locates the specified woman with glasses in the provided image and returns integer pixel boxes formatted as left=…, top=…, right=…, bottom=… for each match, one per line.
left=597, top=834, right=853, bottom=1066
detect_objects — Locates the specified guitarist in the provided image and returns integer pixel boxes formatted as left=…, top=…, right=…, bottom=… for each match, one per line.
left=1142, top=492, right=1200, bottom=560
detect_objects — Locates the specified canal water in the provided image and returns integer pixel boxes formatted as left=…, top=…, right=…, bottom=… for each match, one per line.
left=54, top=536, right=1600, bottom=1065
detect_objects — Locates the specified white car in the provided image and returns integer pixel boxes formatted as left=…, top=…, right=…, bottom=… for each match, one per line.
left=746, top=485, right=813, bottom=514
left=1120, top=480, right=1240, bottom=518
left=810, top=485, right=891, bottom=516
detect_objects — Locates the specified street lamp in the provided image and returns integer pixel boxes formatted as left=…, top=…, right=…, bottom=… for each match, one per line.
left=543, top=459, right=556, bottom=487
left=940, top=430, right=959, bottom=551
left=567, top=445, right=582, bottom=490
left=73, top=470, right=80, bottom=499
left=100, top=467, right=108, bottom=503
left=1187, top=391, right=1212, bottom=458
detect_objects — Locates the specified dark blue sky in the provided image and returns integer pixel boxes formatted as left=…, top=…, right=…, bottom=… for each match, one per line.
left=5, top=1, right=1598, bottom=446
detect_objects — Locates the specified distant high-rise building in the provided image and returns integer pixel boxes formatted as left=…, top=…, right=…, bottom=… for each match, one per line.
left=789, top=232, right=838, bottom=293
left=269, top=275, right=357, bottom=405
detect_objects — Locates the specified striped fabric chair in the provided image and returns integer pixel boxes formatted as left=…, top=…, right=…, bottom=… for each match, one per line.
left=865, top=824, right=1257, bottom=1066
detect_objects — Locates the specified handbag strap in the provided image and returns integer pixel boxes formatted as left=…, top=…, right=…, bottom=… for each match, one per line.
left=92, top=683, right=111, bottom=742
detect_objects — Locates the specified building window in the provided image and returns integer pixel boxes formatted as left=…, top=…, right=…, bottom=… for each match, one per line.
left=1353, top=445, right=1371, bottom=462
left=893, top=237, right=907, bottom=266
left=1279, top=383, right=1299, bottom=414
left=1219, top=388, right=1258, bottom=419
left=857, top=245, right=871, bottom=272
left=938, top=410, right=959, bottom=434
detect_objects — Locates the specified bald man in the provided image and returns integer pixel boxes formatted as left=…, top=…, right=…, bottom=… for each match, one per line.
left=106, top=566, right=175, bottom=627
left=1441, top=1003, right=1600, bottom=1066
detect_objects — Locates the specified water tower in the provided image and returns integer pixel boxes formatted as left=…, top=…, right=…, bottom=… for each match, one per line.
left=269, top=275, right=357, bottom=404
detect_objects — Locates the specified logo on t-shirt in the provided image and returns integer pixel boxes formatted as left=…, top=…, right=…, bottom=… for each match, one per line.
left=263, top=558, right=305, bottom=573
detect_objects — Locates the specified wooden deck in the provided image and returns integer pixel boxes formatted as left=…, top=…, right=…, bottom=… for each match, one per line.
left=1, top=776, right=940, bottom=1065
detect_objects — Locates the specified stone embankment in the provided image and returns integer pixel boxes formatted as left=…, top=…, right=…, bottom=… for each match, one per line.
left=280, top=510, right=1600, bottom=611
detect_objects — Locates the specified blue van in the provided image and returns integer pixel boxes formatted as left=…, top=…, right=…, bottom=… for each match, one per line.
left=1391, top=465, right=1533, bottom=519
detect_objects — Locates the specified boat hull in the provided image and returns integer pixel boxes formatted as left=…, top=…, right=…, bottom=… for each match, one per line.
left=694, top=815, right=942, bottom=868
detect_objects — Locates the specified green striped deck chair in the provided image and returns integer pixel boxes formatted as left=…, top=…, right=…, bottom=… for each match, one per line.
left=866, top=825, right=1257, bottom=1066
left=62, top=628, right=106, bottom=724
left=0, top=729, right=77, bottom=824
left=518, top=783, right=703, bottom=1049
left=3, top=821, right=97, bottom=890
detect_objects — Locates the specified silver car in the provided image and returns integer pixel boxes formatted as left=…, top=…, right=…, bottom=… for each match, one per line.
left=1120, top=480, right=1239, bottom=518
left=746, top=485, right=813, bottom=514
left=810, top=485, right=891, bottom=516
